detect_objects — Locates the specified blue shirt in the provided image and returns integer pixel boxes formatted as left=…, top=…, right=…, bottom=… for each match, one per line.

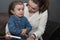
left=8, top=15, right=32, bottom=40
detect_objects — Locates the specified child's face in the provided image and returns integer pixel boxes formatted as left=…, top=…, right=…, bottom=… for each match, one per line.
left=11, top=4, right=24, bottom=17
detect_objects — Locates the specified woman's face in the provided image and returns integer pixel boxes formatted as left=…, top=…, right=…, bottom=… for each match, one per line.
left=27, top=0, right=39, bottom=13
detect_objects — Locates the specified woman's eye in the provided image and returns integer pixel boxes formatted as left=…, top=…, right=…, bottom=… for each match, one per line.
left=32, top=8, right=36, bottom=10
left=27, top=4, right=36, bottom=10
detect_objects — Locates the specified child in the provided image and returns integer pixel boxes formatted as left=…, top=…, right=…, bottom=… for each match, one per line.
left=7, top=1, right=32, bottom=40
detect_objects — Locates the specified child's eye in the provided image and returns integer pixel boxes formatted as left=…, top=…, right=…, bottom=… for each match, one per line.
left=22, top=8, right=24, bottom=10
left=18, top=9, right=20, bottom=11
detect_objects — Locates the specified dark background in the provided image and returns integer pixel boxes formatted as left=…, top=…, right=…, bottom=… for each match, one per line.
left=0, top=0, right=60, bottom=23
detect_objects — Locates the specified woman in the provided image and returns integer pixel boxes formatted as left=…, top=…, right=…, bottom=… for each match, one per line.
left=5, top=0, right=49, bottom=40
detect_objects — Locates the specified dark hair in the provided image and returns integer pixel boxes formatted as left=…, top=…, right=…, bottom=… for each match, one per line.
left=8, top=1, right=24, bottom=17
left=31, top=0, right=49, bottom=13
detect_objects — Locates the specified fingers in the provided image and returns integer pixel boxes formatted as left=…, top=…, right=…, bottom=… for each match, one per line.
left=21, top=29, right=27, bottom=36
left=27, top=35, right=35, bottom=40
left=27, top=37, right=34, bottom=40
left=5, top=33, right=12, bottom=40
left=5, top=35, right=11, bottom=40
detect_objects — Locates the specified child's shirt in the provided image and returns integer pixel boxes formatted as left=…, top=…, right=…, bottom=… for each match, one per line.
left=8, top=15, right=32, bottom=40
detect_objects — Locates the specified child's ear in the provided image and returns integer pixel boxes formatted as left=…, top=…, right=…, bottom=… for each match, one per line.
left=10, top=10, right=15, bottom=14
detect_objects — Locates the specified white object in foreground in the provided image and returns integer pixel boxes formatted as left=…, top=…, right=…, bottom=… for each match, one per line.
left=6, top=35, right=21, bottom=39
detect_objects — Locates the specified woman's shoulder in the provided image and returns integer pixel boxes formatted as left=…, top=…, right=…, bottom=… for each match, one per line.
left=24, top=3, right=28, bottom=8
left=24, top=3, right=27, bottom=6
left=41, top=10, right=48, bottom=16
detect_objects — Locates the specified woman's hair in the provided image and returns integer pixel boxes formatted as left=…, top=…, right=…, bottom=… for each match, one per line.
left=8, top=1, right=24, bottom=17
left=31, top=0, right=49, bottom=13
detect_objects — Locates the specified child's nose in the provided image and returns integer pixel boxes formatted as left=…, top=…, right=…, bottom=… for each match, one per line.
left=20, top=10, right=23, bottom=12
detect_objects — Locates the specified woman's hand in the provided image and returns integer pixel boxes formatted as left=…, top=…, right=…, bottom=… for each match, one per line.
left=27, top=34, right=36, bottom=40
left=5, top=32, right=12, bottom=40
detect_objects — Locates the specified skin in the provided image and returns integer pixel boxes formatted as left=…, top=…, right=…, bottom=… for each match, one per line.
left=11, top=4, right=24, bottom=17
left=27, top=0, right=39, bottom=13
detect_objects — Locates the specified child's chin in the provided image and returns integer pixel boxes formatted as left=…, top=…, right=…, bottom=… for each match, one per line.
left=19, top=15, right=23, bottom=17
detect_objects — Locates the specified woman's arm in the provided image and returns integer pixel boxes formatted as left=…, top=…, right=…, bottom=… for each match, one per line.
left=33, top=10, right=48, bottom=38
left=5, top=24, right=12, bottom=40
left=5, top=24, right=10, bottom=34
left=27, top=10, right=48, bottom=40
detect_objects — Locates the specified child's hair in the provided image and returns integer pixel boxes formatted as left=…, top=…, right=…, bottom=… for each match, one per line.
left=8, top=1, right=24, bottom=17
